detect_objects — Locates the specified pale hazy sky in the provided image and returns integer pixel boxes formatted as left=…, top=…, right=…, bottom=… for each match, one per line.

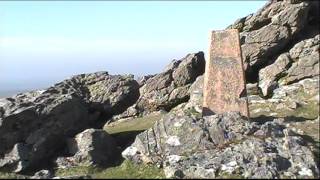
left=0, top=1, right=267, bottom=92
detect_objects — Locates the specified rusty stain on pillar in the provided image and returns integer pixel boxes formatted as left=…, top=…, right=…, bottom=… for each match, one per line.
left=203, top=29, right=249, bottom=117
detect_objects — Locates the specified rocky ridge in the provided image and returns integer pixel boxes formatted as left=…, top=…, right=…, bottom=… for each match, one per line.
left=122, top=0, right=319, bottom=179
left=113, top=52, right=205, bottom=119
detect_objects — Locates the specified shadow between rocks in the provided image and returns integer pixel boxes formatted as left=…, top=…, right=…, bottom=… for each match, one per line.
left=111, top=130, right=144, bottom=151
left=250, top=115, right=275, bottom=124
left=251, top=115, right=312, bottom=123
left=283, top=116, right=313, bottom=122
left=105, top=130, right=145, bottom=168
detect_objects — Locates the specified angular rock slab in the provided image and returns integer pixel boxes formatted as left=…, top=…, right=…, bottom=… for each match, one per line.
left=203, top=29, right=249, bottom=117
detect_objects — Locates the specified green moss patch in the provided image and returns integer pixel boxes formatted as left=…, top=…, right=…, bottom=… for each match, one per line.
left=54, top=160, right=165, bottom=179
left=0, top=172, right=19, bottom=179
left=104, top=113, right=165, bottom=135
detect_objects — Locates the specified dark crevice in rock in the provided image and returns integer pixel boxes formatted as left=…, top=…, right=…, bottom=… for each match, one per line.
left=284, top=74, right=319, bottom=86
left=246, top=62, right=266, bottom=83
left=109, top=130, right=146, bottom=168
left=162, top=95, right=190, bottom=112
left=250, top=115, right=275, bottom=124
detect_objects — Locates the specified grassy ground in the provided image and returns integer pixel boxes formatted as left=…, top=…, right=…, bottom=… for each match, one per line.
left=0, top=172, right=19, bottom=179
left=55, top=159, right=165, bottom=179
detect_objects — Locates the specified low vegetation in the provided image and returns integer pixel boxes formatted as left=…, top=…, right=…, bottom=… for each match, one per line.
left=0, top=172, right=19, bottom=179
left=54, top=159, right=165, bottom=179
left=104, top=112, right=165, bottom=134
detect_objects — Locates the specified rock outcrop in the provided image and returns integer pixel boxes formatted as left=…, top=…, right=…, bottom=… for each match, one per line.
left=228, top=0, right=319, bottom=82
left=226, top=0, right=320, bottom=117
left=123, top=111, right=319, bottom=178
left=55, top=129, right=117, bottom=168
left=114, top=52, right=205, bottom=119
left=259, top=35, right=319, bottom=96
left=0, top=72, right=139, bottom=173
left=122, top=1, right=320, bottom=178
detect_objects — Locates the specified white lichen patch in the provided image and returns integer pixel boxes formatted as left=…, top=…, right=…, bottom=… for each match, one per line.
left=173, top=122, right=182, bottom=127
left=173, top=118, right=186, bottom=127
left=298, top=167, right=313, bottom=177
left=37, top=90, right=46, bottom=94
left=0, top=99, right=8, bottom=107
left=270, top=113, right=278, bottom=116
left=221, top=161, right=238, bottom=174
left=122, top=146, right=138, bottom=158
left=166, top=136, right=181, bottom=146
left=167, top=155, right=182, bottom=164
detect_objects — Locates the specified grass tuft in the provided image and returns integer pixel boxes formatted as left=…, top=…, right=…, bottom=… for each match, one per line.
left=54, top=160, right=165, bottom=179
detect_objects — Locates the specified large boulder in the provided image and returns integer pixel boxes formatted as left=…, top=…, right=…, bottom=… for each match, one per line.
left=258, top=53, right=292, bottom=97
left=258, top=34, right=319, bottom=97
left=227, top=0, right=318, bottom=81
left=114, top=52, right=205, bottom=119
left=222, top=0, right=319, bottom=119
left=0, top=72, right=139, bottom=173
left=122, top=111, right=319, bottom=179
left=55, top=129, right=117, bottom=168
left=280, top=34, right=319, bottom=85
left=137, top=52, right=205, bottom=112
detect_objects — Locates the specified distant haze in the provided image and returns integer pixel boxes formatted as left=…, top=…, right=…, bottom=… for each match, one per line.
left=0, top=1, right=267, bottom=97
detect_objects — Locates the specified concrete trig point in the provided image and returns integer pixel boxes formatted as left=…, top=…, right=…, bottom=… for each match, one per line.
left=203, top=29, right=249, bottom=118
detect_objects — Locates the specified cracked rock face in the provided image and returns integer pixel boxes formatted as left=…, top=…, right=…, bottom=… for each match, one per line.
left=258, top=53, right=291, bottom=97
left=114, top=52, right=205, bottom=119
left=136, top=52, right=205, bottom=114
left=258, top=35, right=319, bottom=97
left=122, top=111, right=319, bottom=179
left=0, top=72, right=139, bottom=173
left=228, top=0, right=311, bottom=71
left=281, top=34, right=319, bottom=85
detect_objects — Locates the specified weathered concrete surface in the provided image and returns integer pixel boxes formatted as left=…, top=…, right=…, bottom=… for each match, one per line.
left=203, top=29, right=249, bottom=117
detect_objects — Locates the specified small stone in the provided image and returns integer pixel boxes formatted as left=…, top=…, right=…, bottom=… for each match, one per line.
left=32, top=169, right=53, bottom=179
